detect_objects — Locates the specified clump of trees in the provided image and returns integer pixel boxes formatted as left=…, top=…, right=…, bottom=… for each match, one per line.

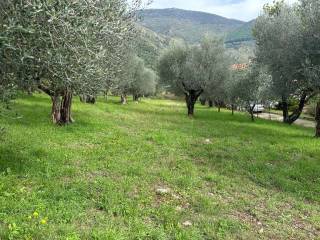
left=231, top=65, right=271, bottom=121
left=156, top=0, right=320, bottom=137
left=253, top=0, right=320, bottom=136
left=2, top=0, right=320, bottom=139
left=116, top=54, right=157, bottom=104
left=158, top=36, right=230, bottom=116
left=0, top=0, right=142, bottom=124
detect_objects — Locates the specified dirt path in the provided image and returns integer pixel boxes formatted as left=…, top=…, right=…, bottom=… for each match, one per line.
left=257, top=113, right=315, bottom=128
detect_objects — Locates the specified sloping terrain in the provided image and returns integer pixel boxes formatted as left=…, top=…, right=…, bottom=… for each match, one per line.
left=0, top=95, right=319, bottom=239
left=138, top=8, right=250, bottom=44
left=135, top=25, right=168, bottom=70
left=226, top=20, right=255, bottom=43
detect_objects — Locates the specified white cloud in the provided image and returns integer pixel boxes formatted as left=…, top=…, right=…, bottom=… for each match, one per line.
left=148, top=0, right=298, bottom=21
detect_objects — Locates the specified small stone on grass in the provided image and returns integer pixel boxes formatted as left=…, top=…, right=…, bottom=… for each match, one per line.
left=156, top=188, right=170, bottom=195
left=182, top=221, right=193, bottom=227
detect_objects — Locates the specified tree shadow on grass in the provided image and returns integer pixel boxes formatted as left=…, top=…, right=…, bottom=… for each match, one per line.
left=0, top=143, right=49, bottom=174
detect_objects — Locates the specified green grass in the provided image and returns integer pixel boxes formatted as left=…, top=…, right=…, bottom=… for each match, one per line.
left=0, top=94, right=319, bottom=239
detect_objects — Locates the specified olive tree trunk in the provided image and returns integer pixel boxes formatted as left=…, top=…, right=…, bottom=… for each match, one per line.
left=282, top=96, right=289, bottom=123
left=315, top=101, right=320, bottom=137
left=39, top=84, right=74, bottom=125
left=80, top=95, right=96, bottom=104
left=208, top=100, right=214, bottom=108
left=133, top=95, right=139, bottom=102
left=283, top=92, right=315, bottom=124
left=86, top=95, right=96, bottom=104
left=60, top=90, right=73, bottom=124
left=51, top=95, right=61, bottom=124
left=121, top=94, right=127, bottom=105
left=185, top=89, right=203, bottom=117
left=249, top=104, right=256, bottom=122
left=200, top=98, right=206, bottom=106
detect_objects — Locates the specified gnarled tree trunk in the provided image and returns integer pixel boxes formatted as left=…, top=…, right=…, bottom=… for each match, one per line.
left=215, top=100, right=225, bottom=112
left=60, top=90, right=73, bottom=124
left=185, top=89, right=203, bottom=117
left=39, top=84, right=74, bottom=125
left=282, top=92, right=315, bottom=124
left=208, top=100, right=213, bottom=108
left=289, top=93, right=307, bottom=123
left=200, top=98, right=206, bottom=106
left=248, top=104, right=256, bottom=122
left=133, top=95, right=139, bottom=102
left=281, top=96, right=289, bottom=123
left=80, top=95, right=96, bottom=104
left=86, top=95, right=96, bottom=104
left=121, top=94, right=127, bottom=105
left=315, top=101, right=320, bottom=138
left=80, top=95, right=86, bottom=103
left=51, top=95, right=61, bottom=124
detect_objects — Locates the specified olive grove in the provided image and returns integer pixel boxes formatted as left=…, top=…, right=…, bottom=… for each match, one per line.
left=0, top=0, right=142, bottom=124
left=253, top=2, right=312, bottom=124
left=252, top=0, right=320, bottom=136
left=299, top=0, right=320, bottom=136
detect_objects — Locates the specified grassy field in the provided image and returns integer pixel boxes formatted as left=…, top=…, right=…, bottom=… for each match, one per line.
left=0, top=94, right=319, bottom=239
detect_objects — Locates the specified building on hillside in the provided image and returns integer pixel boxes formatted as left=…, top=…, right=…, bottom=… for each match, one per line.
left=231, top=63, right=249, bottom=70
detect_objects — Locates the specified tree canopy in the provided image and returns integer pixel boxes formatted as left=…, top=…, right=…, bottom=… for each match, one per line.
left=158, top=35, right=230, bottom=116
left=0, top=0, right=141, bottom=123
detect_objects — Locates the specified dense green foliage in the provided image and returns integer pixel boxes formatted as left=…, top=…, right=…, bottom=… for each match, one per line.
left=0, top=94, right=319, bottom=239
left=252, top=0, right=320, bottom=133
left=116, top=55, right=157, bottom=103
left=158, top=36, right=230, bottom=116
left=0, top=0, right=142, bottom=124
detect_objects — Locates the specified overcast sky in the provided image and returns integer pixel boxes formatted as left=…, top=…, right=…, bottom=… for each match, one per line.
left=147, top=0, right=298, bottom=21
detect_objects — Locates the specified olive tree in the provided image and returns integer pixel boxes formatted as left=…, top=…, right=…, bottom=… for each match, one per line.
left=225, top=67, right=247, bottom=115
left=132, top=68, right=157, bottom=101
left=233, top=65, right=271, bottom=121
left=116, top=54, right=157, bottom=103
left=299, top=0, right=320, bottom=136
left=0, top=1, right=21, bottom=107
left=201, top=37, right=231, bottom=112
left=116, top=54, right=142, bottom=104
left=1, top=0, right=140, bottom=124
left=253, top=2, right=314, bottom=124
left=158, top=36, right=229, bottom=116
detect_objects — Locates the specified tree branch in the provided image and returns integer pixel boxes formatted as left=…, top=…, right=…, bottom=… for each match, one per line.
left=181, top=82, right=190, bottom=96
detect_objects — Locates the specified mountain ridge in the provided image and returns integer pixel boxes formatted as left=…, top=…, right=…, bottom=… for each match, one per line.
left=138, top=8, right=255, bottom=45
left=141, top=8, right=246, bottom=24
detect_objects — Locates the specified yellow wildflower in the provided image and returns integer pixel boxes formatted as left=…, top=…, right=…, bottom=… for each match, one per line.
left=33, top=211, right=39, bottom=218
left=40, top=218, right=48, bottom=225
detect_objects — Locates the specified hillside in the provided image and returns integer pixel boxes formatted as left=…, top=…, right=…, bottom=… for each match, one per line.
left=138, top=8, right=251, bottom=44
left=0, top=94, right=319, bottom=239
left=226, top=20, right=256, bottom=44
left=135, top=25, right=168, bottom=70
